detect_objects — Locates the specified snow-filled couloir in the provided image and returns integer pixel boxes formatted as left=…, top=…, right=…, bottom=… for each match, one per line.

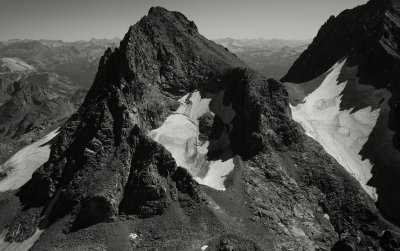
left=0, top=129, right=59, bottom=192
left=289, top=60, right=386, bottom=199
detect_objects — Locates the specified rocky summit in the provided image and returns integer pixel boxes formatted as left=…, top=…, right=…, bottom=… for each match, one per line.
left=0, top=4, right=399, bottom=251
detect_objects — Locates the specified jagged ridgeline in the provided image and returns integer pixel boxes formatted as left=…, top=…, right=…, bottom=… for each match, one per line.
left=0, top=6, right=399, bottom=251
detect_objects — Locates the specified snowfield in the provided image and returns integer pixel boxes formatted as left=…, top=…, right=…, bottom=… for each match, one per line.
left=0, top=130, right=58, bottom=250
left=0, top=129, right=59, bottom=192
left=290, top=61, right=380, bottom=199
left=0, top=57, right=35, bottom=73
left=149, top=91, right=235, bottom=191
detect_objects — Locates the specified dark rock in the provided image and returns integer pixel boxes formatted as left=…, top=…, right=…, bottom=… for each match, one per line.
left=331, top=239, right=354, bottom=251
left=217, top=68, right=300, bottom=158
left=198, top=111, right=215, bottom=143
left=118, top=129, right=200, bottom=217
left=380, top=230, right=400, bottom=250
left=73, top=194, right=118, bottom=230
left=213, top=234, right=262, bottom=251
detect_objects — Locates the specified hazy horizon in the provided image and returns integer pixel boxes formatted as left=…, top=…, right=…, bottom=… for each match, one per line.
left=0, top=37, right=313, bottom=43
left=0, top=0, right=368, bottom=42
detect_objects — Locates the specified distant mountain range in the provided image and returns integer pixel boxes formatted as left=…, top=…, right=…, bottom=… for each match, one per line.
left=0, top=38, right=120, bottom=88
left=215, top=38, right=310, bottom=79
left=0, top=38, right=119, bottom=163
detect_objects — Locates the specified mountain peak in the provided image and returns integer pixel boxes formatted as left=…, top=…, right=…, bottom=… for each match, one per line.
left=148, top=6, right=169, bottom=15
left=141, top=6, right=198, bottom=34
left=113, top=7, right=243, bottom=96
left=282, top=0, right=400, bottom=84
left=3, top=7, right=245, bottom=245
left=370, top=0, right=400, bottom=9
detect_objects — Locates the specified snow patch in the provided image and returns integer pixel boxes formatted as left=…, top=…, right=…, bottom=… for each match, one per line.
left=129, top=233, right=138, bottom=240
left=201, top=245, right=208, bottom=250
left=290, top=60, right=379, bottom=199
left=0, top=58, right=35, bottom=72
left=0, top=228, right=43, bottom=251
left=0, top=129, right=59, bottom=192
left=149, top=91, right=235, bottom=191
left=194, top=151, right=234, bottom=191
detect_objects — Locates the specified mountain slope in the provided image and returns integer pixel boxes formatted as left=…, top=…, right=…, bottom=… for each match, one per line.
left=0, top=57, right=86, bottom=166
left=282, top=0, right=400, bottom=225
left=0, top=38, right=119, bottom=166
left=0, top=38, right=116, bottom=165
left=0, top=6, right=399, bottom=251
left=216, top=38, right=309, bottom=79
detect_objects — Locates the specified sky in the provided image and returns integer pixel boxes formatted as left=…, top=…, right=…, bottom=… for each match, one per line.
left=0, top=0, right=368, bottom=41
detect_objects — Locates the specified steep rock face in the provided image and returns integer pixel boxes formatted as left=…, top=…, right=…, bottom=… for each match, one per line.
left=282, top=0, right=400, bottom=89
left=221, top=70, right=299, bottom=155
left=282, top=0, right=400, bottom=224
left=220, top=69, right=400, bottom=250
left=4, top=6, right=245, bottom=243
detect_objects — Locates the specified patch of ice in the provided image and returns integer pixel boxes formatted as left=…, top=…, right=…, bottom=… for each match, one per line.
left=290, top=60, right=379, bottom=199
left=0, top=129, right=59, bottom=192
left=129, top=233, right=138, bottom=240
left=149, top=91, right=235, bottom=191
left=0, top=58, right=35, bottom=72
left=194, top=151, right=234, bottom=191
left=176, top=92, right=211, bottom=121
